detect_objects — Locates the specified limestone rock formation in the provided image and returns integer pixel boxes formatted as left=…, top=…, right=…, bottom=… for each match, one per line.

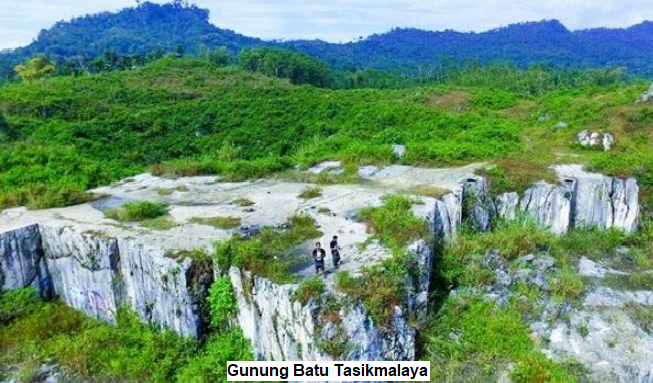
left=462, top=177, right=495, bottom=232
left=0, top=223, right=213, bottom=337
left=636, top=82, right=653, bottom=103
left=495, top=192, right=519, bottom=221
left=577, top=130, right=615, bottom=151
left=520, top=180, right=575, bottom=234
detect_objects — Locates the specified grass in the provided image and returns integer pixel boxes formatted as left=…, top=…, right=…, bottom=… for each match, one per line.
left=550, top=266, right=585, bottom=304
left=105, top=201, right=168, bottom=222
left=603, top=272, right=653, bottom=291
left=404, top=184, right=451, bottom=199
left=232, top=198, right=255, bottom=207
left=141, top=216, right=178, bottom=230
left=476, top=158, right=557, bottom=196
left=333, top=256, right=411, bottom=328
left=441, top=218, right=554, bottom=288
left=358, top=194, right=428, bottom=255
left=214, top=213, right=322, bottom=283
left=189, top=216, right=242, bottom=229
left=155, top=185, right=189, bottom=196
left=297, top=186, right=323, bottom=200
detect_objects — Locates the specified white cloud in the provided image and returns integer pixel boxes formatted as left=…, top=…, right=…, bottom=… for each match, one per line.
left=1, top=0, right=653, bottom=49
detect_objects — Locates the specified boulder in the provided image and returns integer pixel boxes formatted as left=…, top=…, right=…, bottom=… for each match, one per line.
left=433, top=191, right=463, bottom=239
left=577, top=130, right=591, bottom=146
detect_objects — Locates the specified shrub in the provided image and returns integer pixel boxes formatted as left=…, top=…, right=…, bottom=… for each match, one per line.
left=293, top=277, right=326, bottom=305
left=174, top=331, right=253, bottom=383
left=298, top=186, right=323, bottom=200
left=213, top=213, right=322, bottom=283
left=207, top=277, right=238, bottom=329
left=425, top=297, right=579, bottom=383
left=232, top=198, right=255, bottom=207
left=106, top=201, right=168, bottom=222
left=0, top=288, right=39, bottom=324
left=333, top=257, right=409, bottom=328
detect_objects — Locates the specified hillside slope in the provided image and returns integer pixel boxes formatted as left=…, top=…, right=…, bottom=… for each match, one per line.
left=4, top=3, right=653, bottom=78
left=1, top=57, right=653, bottom=212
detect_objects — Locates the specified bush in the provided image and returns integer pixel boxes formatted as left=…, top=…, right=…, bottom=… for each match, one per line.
left=106, top=201, right=168, bottom=222
left=426, top=297, right=579, bottom=383
left=174, top=331, right=253, bottom=383
left=293, top=277, right=326, bottom=305
left=0, top=288, right=39, bottom=324
left=207, top=277, right=238, bottom=329
left=298, top=186, right=322, bottom=200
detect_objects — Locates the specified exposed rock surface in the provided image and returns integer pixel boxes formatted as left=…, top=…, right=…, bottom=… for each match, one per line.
left=636, top=82, right=653, bottom=103
left=478, top=250, right=653, bottom=383
left=0, top=363, right=103, bottom=383
left=462, top=177, right=495, bottom=232
left=489, top=165, right=639, bottom=234
left=392, top=144, right=406, bottom=159
left=520, top=180, right=574, bottom=234
left=577, top=130, right=615, bottom=151
left=0, top=223, right=212, bottom=337
left=3, top=164, right=470, bottom=369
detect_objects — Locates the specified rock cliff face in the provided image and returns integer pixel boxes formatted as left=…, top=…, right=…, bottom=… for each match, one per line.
left=0, top=225, right=50, bottom=296
left=0, top=223, right=212, bottom=337
left=433, top=165, right=639, bottom=237
left=229, top=238, right=433, bottom=366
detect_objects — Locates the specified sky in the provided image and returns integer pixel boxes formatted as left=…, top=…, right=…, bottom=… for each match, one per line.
left=1, top=0, right=653, bottom=49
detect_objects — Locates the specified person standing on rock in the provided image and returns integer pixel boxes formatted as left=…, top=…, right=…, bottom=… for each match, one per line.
left=313, top=242, right=326, bottom=276
left=330, top=235, right=341, bottom=270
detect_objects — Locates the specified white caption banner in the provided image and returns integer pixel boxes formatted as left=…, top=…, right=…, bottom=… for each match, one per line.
left=227, top=361, right=431, bottom=381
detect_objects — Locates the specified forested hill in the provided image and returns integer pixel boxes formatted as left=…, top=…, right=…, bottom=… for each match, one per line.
left=3, top=2, right=653, bottom=78
left=285, top=20, right=653, bottom=73
left=0, top=2, right=265, bottom=79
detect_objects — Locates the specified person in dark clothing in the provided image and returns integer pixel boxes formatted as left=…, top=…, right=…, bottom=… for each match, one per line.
left=330, top=236, right=341, bottom=270
left=312, top=242, right=326, bottom=276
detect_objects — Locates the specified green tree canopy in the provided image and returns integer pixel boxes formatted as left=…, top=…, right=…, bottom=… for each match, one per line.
left=238, top=47, right=334, bottom=88
left=14, top=55, right=56, bottom=81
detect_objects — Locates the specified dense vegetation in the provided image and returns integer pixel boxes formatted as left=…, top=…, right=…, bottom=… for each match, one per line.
left=4, top=2, right=653, bottom=81
left=0, top=286, right=252, bottom=383
left=1, top=56, right=652, bottom=211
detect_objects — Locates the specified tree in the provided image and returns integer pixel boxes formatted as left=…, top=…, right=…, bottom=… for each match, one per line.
left=14, top=55, right=56, bottom=81
left=0, top=111, right=18, bottom=142
left=238, top=47, right=334, bottom=88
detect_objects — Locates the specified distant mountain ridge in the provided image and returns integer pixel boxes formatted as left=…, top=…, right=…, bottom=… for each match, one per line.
left=2, top=2, right=653, bottom=78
